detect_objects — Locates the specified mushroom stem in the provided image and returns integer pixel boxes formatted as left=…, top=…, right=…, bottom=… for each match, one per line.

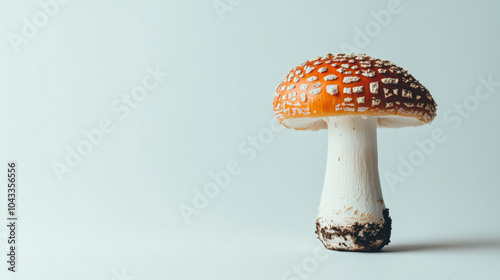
left=316, top=116, right=391, bottom=251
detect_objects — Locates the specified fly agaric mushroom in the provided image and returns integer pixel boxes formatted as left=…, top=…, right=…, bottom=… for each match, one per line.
left=273, top=53, right=437, bottom=251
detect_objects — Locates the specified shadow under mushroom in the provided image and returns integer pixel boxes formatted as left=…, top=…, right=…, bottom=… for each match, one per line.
left=382, top=238, right=500, bottom=253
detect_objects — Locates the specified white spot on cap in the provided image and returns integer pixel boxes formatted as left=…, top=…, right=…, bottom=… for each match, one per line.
left=353, top=86, right=364, bottom=93
left=293, top=77, right=299, bottom=82
left=384, top=91, right=393, bottom=98
left=287, top=84, right=295, bottom=90
left=300, top=93, right=306, bottom=101
left=337, top=68, right=346, bottom=73
left=310, top=88, right=321, bottom=95
left=343, top=76, right=361, bottom=83
left=405, top=102, right=414, bottom=107
left=304, top=66, right=315, bottom=74
left=372, top=99, right=381, bottom=106
left=416, top=103, right=424, bottom=108
left=312, top=82, right=321, bottom=87
left=341, top=64, right=350, bottom=68
left=426, top=93, right=433, bottom=100
left=318, top=67, right=328, bottom=73
left=357, top=96, right=365, bottom=103
left=416, top=95, right=422, bottom=100
left=402, top=89, right=412, bottom=98
left=343, top=87, right=352, bottom=94
left=381, top=78, right=398, bottom=84
left=393, top=89, right=398, bottom=96
left=370, top=82, right=378, bottom=94
left=314, top=61, right=322, bottom=65
left=351, top=65, right=359, bottom=70
left=281, top=86, right=286, bottom=91
left=378, top=69, right=387, bottom=74
left=306, top=76, right=318, bottom=82
left=295, top=70, right=302, bottom=75
left=324, top=74, right=338, bottom=81
left=402, top=77, right=412, bottom=83
left=331, top=63, right=338, bottom=67
left=361, top=70, right=376, bottom=77
left=326, top=85, right=338, bottom=95
left=358, top=106, right=368, bottom=112
left=345, top=97, right=353, bottom=102
left=300, top=84, right=309, bottom=90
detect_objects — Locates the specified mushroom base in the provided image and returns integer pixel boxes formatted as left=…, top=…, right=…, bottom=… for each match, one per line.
left=315, top=209, right=392, bottom=252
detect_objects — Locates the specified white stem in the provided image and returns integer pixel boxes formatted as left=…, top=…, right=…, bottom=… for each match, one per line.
left=318, top=116, right=386, bottom=225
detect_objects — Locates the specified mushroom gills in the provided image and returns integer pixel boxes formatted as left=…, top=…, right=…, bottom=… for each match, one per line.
left=283, top=115, right=425, bottom=130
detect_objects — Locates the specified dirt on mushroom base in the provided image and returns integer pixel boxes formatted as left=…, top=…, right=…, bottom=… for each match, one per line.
left=315, top=209, right=392, bottom=252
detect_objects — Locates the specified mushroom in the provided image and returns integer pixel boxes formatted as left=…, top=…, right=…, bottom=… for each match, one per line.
left=272, top=53, right=437, bottom=251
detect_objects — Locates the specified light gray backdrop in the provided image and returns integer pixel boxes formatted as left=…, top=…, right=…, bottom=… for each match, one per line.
left=0, top=0, right=499, bottom=279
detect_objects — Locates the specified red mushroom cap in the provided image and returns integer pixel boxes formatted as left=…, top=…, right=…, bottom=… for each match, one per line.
left=273, top=53, right=437, bottom=130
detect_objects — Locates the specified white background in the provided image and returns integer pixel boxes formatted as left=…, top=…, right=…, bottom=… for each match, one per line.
left=0, top=0, right=499, bottom=279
